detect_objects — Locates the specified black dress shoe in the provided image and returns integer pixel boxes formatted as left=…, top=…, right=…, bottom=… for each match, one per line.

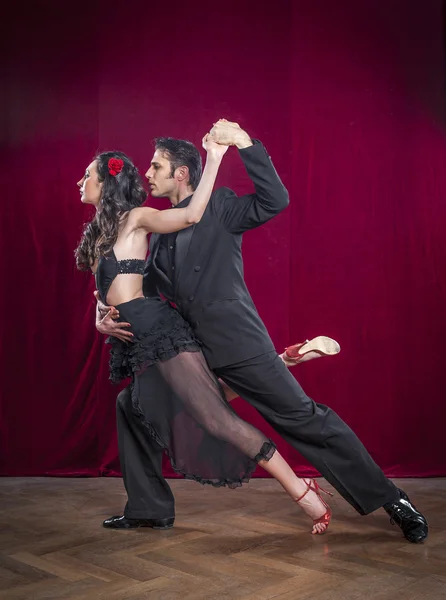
left=103, top=515, right=174, bottom=530
left=384, top=488, right=428, bottom=543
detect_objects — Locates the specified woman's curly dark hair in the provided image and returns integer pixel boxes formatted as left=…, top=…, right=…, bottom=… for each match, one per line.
left=75, top=151, right=147, bottom=271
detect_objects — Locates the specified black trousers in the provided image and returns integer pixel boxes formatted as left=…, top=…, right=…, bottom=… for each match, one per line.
left=117, top=351, right=398, bottom=518
left=117, top=386, right=175, bottom=519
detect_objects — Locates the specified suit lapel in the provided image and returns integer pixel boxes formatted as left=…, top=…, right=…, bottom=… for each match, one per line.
left=148, top=232, right=172, bottom=289
left=174, top=225, right=195, bottom=288
left=172, top=194, right=195, bottom=289
left=148, top=232, right=160, bottom=261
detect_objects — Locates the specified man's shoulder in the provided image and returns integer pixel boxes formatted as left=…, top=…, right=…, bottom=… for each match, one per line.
left=213, top=185, right=234, bottom=195
left=211, top=186, right=235, bottom=202
left=207, top=187, right=237, bottom=219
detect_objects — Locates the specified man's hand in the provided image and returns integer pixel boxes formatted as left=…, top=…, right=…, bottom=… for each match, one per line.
left=209, top=119, right=253, bottom=149
left=94, top=291, right=133, bottom=342
left=94, top=291, right=116, bottom=320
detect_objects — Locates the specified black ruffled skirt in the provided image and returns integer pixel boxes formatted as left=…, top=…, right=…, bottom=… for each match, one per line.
left=107, top=297, right=275, bottom=488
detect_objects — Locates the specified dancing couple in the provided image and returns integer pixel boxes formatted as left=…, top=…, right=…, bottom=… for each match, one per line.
left=75, top=119, right=427, bottom=542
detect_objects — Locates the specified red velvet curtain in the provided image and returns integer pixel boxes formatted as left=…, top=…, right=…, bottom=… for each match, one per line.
left=1, top=1, right=445, bottom=477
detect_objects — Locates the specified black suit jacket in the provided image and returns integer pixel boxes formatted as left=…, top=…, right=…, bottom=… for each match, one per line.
left=143, top=140, right=289, bottom=369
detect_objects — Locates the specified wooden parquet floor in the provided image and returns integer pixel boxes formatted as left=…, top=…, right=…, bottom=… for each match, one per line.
left=0, top=477, right=445, bottom=599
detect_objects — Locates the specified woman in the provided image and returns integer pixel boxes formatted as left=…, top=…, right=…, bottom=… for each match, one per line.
left=75, top=137, right=332, bottom=534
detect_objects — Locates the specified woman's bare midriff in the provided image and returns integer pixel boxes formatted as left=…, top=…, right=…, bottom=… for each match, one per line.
left=105, top=273, right=145, bottom=307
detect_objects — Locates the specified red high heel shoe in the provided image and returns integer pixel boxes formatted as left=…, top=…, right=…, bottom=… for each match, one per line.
left=296, top=479, right=333, bottom=535
left=283, top=336, right=340, bottom=366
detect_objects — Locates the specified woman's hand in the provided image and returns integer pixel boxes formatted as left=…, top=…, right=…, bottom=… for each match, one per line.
left=202, top=133, right=229, bottom=160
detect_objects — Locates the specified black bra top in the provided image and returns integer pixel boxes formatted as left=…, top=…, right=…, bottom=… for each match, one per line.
left=95, top=249, right=146, bottom=303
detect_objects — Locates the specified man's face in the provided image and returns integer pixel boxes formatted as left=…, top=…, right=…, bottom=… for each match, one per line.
left=145, top=150, right=178, bottom=198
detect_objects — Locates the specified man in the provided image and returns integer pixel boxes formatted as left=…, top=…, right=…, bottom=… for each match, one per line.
left=97, top=120, right=427, bottom=543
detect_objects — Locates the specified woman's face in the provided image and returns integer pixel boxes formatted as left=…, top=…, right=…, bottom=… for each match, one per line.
left=77, top=160, right=103, bottom=206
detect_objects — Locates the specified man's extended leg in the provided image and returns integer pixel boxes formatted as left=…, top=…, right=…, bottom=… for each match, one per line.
left=215, top=352, right=427, bottom=542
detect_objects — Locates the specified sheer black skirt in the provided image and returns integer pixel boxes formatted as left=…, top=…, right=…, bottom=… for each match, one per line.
left=107, top=297, right=276, bottom=488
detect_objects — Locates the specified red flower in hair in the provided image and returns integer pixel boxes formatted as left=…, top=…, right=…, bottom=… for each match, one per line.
left=108, top=157, right=124, bottom=176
